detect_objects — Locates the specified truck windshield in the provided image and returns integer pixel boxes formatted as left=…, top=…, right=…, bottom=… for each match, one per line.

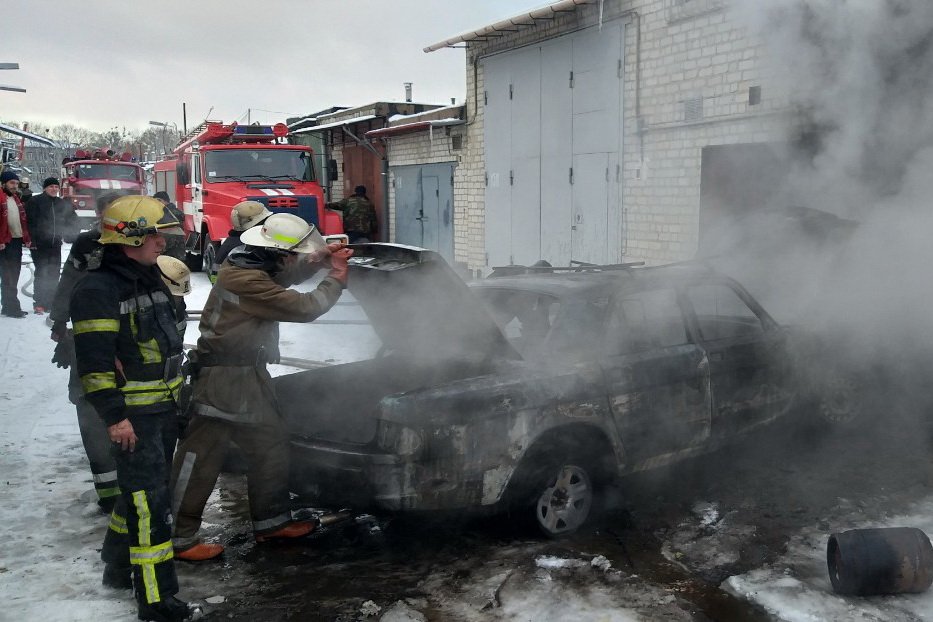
left=204, top=149, right=315, bottom=183
left=73, top=163, right=140, bottom=182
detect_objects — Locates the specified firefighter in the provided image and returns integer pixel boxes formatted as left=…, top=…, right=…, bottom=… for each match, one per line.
left=70, top=195, right=194, bottom=621
left=170, top=213, right=352, bottom=561
left=49, top=193, right=122, bottom=514
left=208, top=200, right=271, bottom=283
left=326, top=184, right=377, bottom=243
left=152, top=192, right=186, bottom=261
left=156, top=254, right=192, bottom=337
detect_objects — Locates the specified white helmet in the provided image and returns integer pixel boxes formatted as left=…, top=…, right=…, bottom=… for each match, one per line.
left=230, top=200, right=272, bottom=232
left=239, top=213, right=327, bottom=254
left=156, top=255, right=192, bottom=296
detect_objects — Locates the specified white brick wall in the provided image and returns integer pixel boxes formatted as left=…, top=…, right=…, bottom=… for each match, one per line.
left=454, top=0, right=790, bottom=270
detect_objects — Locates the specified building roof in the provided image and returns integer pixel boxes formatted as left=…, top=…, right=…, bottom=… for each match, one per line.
left=424, top=0, right=594, bottom=52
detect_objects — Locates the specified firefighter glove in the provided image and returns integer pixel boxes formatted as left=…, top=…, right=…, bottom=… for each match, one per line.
left=327, top=247, right=354, bottom=285
left=52, top=332, right=75, bottom=369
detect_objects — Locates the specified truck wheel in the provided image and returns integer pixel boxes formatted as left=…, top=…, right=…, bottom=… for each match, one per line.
left=533, top=462, right=594, bottom=538
left=184, top=251, right=201, bottom=272
left=202, top=234, right=217, bottom=274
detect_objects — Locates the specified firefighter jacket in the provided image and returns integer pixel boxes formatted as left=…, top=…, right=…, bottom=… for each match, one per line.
left=328, top=195, right=377, bottom=236
left=25, top=192, right=79, bottom=248
left=71, top=246, right=184, bottom=427
left=190, top=246, right=344, bottom=425
left=0, top=190, right=30, bottom=246
left=50, top=228, right=103, bottom=325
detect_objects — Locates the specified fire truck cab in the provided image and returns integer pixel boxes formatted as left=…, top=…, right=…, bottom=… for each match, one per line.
left=152, top=121, right=341, bottom=272
left=61, top=149, right=145, bottom=230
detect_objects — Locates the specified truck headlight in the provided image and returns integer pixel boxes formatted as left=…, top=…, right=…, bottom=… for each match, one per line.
left=77, top=200, right=86, bottom=207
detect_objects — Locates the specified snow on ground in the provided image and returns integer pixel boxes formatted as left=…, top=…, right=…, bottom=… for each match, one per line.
left=3, top=256, right=933, bottom=621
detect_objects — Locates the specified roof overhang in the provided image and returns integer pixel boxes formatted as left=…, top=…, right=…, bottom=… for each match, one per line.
left=365, top=119, right=464, bottom=139
left=0, top=122, right=56, bottom=147
left=424, top=0, right=594, bottom=52
left=291, top=114, right=380, bottom=135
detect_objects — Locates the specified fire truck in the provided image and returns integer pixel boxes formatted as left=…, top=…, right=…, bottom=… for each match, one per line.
left=152, top=121, right=341, bottom=271
left=61, top=149, right=145, bottom=229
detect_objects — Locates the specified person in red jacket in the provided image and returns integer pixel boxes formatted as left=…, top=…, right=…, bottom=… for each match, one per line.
left=0, top=170, right=31, bottom=318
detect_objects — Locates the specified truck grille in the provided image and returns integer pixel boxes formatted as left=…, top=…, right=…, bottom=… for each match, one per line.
left=266, top=196, right=299, bottom=209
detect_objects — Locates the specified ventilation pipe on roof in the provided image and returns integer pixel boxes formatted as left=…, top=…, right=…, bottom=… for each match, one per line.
left=404, top=82, right=413, bottom=103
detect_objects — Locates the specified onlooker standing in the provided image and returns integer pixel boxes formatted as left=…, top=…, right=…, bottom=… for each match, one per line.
left=0, top=170, right=31, bottom=318
left=153, top=191, right=187, bottom=261
left=326, top=184, right=378, bottom=243
left=25, top=177, right=78, bottom=314
left=18, top=175, right=33, bottom=203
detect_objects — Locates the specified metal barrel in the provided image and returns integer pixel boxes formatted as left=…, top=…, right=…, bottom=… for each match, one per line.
left=827, top=527, right=933, bottom=596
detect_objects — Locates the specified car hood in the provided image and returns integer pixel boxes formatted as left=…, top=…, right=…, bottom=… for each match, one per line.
left=347, top=243, right=520, bottom=362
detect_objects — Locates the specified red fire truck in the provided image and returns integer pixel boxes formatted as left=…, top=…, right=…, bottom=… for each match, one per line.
left=152, top=121, right=341, bottom=271
left=61, top=149, right=145, bottom=229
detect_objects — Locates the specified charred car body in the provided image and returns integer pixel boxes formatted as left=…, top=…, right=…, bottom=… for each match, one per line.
left=277, top=245, right=814, bottom=537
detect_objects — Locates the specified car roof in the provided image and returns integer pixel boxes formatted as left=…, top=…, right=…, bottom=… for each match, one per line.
left=470, top=263, right=729, bottom=298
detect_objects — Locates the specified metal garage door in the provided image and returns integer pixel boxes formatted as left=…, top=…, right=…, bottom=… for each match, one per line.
left=392, top=163, right=455, bottom=263
left=483, top=22, right=624, bottom=269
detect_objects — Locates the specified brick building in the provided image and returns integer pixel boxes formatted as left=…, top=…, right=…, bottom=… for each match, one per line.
left=426, top=0, right=794, bottom=274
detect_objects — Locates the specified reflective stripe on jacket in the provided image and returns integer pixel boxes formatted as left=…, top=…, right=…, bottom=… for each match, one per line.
left=191, top=256, right=343, bottom=424
left=71, top=249, right=184, bottom=426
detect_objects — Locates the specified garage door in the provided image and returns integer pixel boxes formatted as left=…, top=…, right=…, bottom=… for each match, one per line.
left=483, top=22, right=624, bottom=269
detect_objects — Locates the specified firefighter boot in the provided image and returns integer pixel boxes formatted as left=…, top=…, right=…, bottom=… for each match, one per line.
left=254, top=519, right=317, bottom=543
left=175, top=542, right=224, bottom=562
left=137, top=596, right=193, bottom=622
left=102, top=562, right=133, bottom=590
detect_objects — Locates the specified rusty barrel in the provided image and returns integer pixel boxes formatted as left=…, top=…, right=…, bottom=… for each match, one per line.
left=827, top=527, right=933, bottom=596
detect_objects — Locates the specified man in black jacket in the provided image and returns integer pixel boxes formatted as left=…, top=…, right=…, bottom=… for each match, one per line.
left=26, top=177, right=78, bottom=314
left=71, top=195, right=193, bottom=621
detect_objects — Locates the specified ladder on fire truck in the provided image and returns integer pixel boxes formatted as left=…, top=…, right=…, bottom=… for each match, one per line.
left=174, top=120, right=222, bottom=153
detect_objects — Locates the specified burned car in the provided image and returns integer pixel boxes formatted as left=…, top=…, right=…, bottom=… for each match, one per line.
left=277, top=245, right=816, bottom=537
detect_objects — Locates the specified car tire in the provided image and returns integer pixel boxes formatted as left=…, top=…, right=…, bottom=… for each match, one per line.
left=815, top=367, right=866, bottom=428
left=532, top=460, right=596, bottom=539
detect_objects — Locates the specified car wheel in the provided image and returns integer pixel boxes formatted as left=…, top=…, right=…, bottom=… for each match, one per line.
left=816, top=368, right=865, bottom=427
left=534, top=462, right=594, bottom=538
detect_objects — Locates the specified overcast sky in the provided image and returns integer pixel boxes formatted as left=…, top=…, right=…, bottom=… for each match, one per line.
left=2, top=0, right=542, bottom=133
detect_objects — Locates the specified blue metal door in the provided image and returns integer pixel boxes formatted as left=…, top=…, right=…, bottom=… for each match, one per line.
left=392, top=163, right=455, bottom=264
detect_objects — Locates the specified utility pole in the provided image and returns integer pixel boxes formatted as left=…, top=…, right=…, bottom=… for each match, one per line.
left=0, top=62, right=26, bottom=93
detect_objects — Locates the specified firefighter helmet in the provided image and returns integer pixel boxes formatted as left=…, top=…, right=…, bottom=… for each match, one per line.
left=99, top=195, right=181, bottom=247
left=230, top=200, right=272, bottom=232
left=156, top=255, right=192, bottom=296
left=239, top=213, right=327, bottom=254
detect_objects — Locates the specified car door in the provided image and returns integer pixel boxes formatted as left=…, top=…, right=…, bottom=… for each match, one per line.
left=602, top=287, right=712, bottom=469
left=683, top=280, right=792, bottom=438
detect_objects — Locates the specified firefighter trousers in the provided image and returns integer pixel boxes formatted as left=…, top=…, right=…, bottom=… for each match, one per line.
left=171, top=413, right=293, bottom=549
left=101, top=410, right=180, bottom=606
left=69, top=365, right=120, bottom=505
